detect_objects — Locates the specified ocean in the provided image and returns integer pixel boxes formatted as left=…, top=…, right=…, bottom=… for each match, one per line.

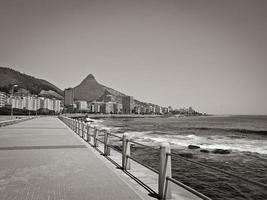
left=85, top=115, right=267, bottom=200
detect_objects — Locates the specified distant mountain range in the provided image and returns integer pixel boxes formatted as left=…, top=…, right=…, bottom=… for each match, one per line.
left=0, top=67, right=63, bottom=99
left=0, top=67, right=158, bottom=107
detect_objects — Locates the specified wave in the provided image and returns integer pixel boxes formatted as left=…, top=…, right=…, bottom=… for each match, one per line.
left=181, top=127, right=267, bottom=135
left=117, top=130, right=267, bottom=154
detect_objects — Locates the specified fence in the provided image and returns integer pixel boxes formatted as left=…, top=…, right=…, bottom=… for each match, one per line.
left=59, top=115, right=267, bottom=200
left=59, top=115, right=213, bottom=200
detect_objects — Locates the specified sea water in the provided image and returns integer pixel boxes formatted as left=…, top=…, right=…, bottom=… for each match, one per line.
left=86, top=115, right=267, bottom=200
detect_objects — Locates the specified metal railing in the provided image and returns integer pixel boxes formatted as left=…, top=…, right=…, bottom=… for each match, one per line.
left=59, top=115, right=267, bottom=200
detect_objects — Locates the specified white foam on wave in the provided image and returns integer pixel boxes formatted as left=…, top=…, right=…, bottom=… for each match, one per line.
left=85, top=118, right=120, bottom=132
left=131, top=133, right=267, bottom=154
left=165, top=136, right=267, bottom=154
left=85, top=118, right=267, bottom=154
left=200, top=139, right=267, bottom=154
left=125, top=131, right=153, bottom=138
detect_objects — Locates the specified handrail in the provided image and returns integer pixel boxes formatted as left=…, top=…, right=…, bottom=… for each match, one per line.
left=170, top=152, right=267, bottom=189
left=128, top=155, right=159, bottom=174
left=107, top=144, right=122, bottom=153
left=59, top=115, right=209, bottom=199
left=59, top=115, right=267, bottom=200
left=166, top=177, right=212, bottom=200
left=95, top=137, right=105, bottom=144
left=110, top=133, right=122, bottom=139
left=128, top=139, right=160, bottom=150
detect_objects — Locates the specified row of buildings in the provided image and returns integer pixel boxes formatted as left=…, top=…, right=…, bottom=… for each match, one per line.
left=64, top=88, right=171, bottom=114
left=0, top=91, right=61, bottom=113
left=69, top=99, right=171, bottom=115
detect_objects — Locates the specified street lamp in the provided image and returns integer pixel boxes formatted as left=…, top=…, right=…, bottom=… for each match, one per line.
left=10, top=84, right=18, bottom=117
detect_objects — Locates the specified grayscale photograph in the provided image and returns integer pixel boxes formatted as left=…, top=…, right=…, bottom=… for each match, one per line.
left=0, top=0, right=266, bottom=199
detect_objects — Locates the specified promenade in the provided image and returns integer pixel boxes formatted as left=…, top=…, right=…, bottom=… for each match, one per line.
left=0, top=117, right=144, bottom=200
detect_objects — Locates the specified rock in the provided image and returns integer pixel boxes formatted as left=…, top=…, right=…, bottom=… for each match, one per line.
left=200, top=149, right=210, bottom=153
left=188, top=145, right=201, bottom=149
left=179, top=153, right=194, bottom=158
left=212, top=149, right=231, bottom=154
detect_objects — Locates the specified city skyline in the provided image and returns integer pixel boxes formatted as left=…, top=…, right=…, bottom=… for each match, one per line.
left=0, top=0, right=267, bottom=115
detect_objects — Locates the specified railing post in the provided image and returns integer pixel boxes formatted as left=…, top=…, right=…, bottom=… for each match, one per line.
left=77, top=120, right=80, bottom=135
left=87, top=126, right=91, bottom=142
left=158, top=142, right=172, bottom=200
left=81, top=122, right=85, bottom=139
left=79, top=121, right=82, bottom=136
left=122, top=133, right=131, bottom=170
left=104, top=130, right=110, bottom=156
left=93, top=128, right=99, bottom=147
left=76, top=120, right=78, bottom=134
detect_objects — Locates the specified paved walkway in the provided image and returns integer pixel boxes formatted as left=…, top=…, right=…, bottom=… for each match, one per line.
left=0, top=117, right=144, bottom=200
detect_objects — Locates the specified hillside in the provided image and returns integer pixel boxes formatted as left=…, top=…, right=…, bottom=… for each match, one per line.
left=0, top=67, right=63, bottom=98
left=73, top=74, right=125, bottom=102
left=73, top=74, right=155, bottom=107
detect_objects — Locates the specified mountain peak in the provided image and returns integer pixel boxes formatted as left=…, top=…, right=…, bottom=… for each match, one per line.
left=85, top=74, right=96, bottom=80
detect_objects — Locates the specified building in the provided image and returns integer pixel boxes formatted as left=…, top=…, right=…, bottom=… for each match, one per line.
left=188, top=107, right=195, bottom=114
left=76, top=100, right=88, bottom=111
left=53, top=99, right=61, bottom=113
left=162, top=107, right=169, bottom=114
left=25, top=96, right=34, bottom=110
left=64, top=88, right=74, bottom=106
left=122, top=96, right=134, bottom=114
left=43, top=98, right=53, bottom=110
left=146, top=105, right=154, bottom=114
left=155, top=105, right=162, bottom=114
left=91, top=101, right=102, bottom=113
left=140, top=106, right=146, bottom=114
left=103, top=102, right=114, bottom=114
left=0, top=92, right=7, bottom=107
left=168, top=106, right=173, bottom=113
left=5, top=94, right=60, bottom=113
left=133, top=106, right=141, bottom=114
left=113, top=103, right=123, bottom=114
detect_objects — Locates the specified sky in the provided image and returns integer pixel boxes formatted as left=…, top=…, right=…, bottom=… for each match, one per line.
left=0, top=0, right=266, bottom=115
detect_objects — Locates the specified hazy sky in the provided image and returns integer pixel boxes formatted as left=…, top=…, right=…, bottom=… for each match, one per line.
left=0, top=0, right=266, bottom=115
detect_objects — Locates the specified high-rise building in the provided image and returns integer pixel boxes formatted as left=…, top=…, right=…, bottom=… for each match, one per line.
left=45, top=98, right=51, bottom=110
left=32, top=97, right=40, bottom=111
left=155, top=105, right=162, bottom=114
left=188, top=107, right=194, bottom=114
left=114, top=103, right=123, bottom=114
left=168, top=106, right=173, bottom=113
left=25, top=96, right=34, bottom=110
left=133, top=106, right=141, bottom=114
left=0, top=92, right=7, bottom=107
left=53, top=99, right=61, bottom=113
left=64, top=88, right=74, bottom=106
left=140, top=106, right=146, bottom=114
left=91, top=101, right=102, bottom=113
left=162, top=107, right=169, bottom=114
left=76, top=100, right=88, bottom=111
left=122, top=96, right=134, bottom=114
left=40, top=98, right=53, bottom=110
left=103, top=102, right=114, bottom=114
